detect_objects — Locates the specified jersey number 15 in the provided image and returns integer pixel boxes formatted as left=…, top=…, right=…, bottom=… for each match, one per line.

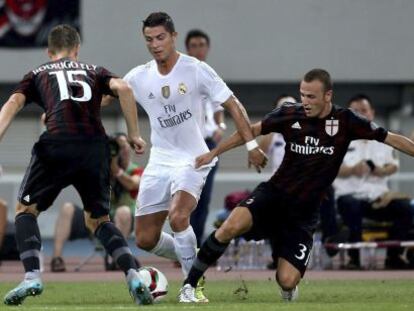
left=49, top=70, right=92, bottom=102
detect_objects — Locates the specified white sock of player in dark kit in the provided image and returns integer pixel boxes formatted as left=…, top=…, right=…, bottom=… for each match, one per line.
left=173, top=226, right=197, bottom=277
left=149, top=231, right=178, bottom=261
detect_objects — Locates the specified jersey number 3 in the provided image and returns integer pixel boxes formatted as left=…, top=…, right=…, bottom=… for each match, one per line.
left=294, top=243, right=308, bottom=261
left=50, top=70, right=92, bottom=102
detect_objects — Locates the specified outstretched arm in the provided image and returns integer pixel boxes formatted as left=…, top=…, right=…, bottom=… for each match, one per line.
left=101, top=95, right=116, bottom=107
left=109, top=78, right=146, bottom=155
left=222, top=95, right=267, bottom=170
left=196, top=121, right=266, bottom=169
left=384, top=131, right=414, bottom=157
left=0, top=93, right=25, bottom=142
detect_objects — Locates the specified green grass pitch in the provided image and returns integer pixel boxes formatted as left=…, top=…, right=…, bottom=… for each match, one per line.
left=0, top=280, right=413, bottom=310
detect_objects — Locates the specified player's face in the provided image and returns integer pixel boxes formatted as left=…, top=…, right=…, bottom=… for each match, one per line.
left=143, top=26, right=177, bottom=62
left=300, top=80, right=332, bottom=118
left=186, top=37, right=209, bottom=61
left=350, top=99, right=375, bottom=121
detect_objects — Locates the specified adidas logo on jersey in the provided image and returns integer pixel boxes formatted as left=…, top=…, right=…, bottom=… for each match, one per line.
left=148, top=92, right=155, bottom=99
left=23, top=194, right=30, bottom=203
left=291, top=122, right=301, bottom=129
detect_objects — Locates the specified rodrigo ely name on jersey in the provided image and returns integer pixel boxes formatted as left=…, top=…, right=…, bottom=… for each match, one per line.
left=31, top=60, right=97, bottom=75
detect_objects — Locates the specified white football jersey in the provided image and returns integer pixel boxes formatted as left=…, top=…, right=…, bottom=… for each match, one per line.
left=124, top=53, right=233, bottom=166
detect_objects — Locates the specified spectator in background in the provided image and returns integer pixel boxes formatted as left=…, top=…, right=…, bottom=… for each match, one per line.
left=51, top=133, right=143, bottom=272
left=185, top=29, right=227, bottom=246
left=259, top=95, right=295, bottom=173
left=0, top=165, right=19, bottom=264
left=334, top=94, right=413, bottom=269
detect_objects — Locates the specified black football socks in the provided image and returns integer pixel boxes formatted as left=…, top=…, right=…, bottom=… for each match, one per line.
left=15, top=213, right=42, bottom=274
left=184, top=231, right=229, bottom=287
left=95, top=221, right=139, bottom=275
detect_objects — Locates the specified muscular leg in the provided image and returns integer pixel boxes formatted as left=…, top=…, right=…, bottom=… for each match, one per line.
left=85, top=212, right=137, bottom=275
left=276, top=258, right=301, bottom=290
left=52, top=202, right=76, bottom=258
left=15, top=203, right=41, bottom=279
left=276, top=258, right=301, bottom=301
left=135, top=211, right=177, bottom=260
left=184, top=206, right=253, bottom=287
left=169, top=191, right=198, bottom=277
left=114, top=205, right=132, bottom=238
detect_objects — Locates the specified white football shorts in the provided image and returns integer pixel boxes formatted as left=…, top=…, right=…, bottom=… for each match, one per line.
left=135, top=163, right=211, bottom=216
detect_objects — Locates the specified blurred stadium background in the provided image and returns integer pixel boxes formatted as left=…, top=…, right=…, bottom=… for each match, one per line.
left=1, top=1, right=414, bottom=309
left=1, top=0, right=413, bottom=238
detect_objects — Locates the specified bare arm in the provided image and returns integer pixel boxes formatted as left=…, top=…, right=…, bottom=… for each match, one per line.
left=109, top=78, right=146, bottom=154
left=196, top=122, right=264, bottom=168
left=101, top=95, right=116, bottom=107
left=110, top=157, right=140, bottom=191
left=115, top=173, right=140, bottom=191
left=337, top=164, right=355, bottom=178
left=222, top=95, right=267, bottom=169
left=384, top=131, right=414, bottom=157
left=0, top=93, right=25, bottom=142
left=371, top=163, right=398, bottom=177
left=222, top=95, right=254, bottom=142
left=259, top=133, right=273, bottom=155
left=337, top=161, right=370, bottom=178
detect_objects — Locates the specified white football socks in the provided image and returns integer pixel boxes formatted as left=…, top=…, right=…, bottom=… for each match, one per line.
left=149, top=231, right=178, bottom=261
left=173, top=226, right=197, bottom=277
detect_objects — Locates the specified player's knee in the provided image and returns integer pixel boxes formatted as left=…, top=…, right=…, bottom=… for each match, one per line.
left=15, top=203, right=39, bottom=217
left=84, top=214, right=109, bottom=233
left=168, top=211, right=189, bottom=232
left=136, top=232, right=158, bottom=251
left=276, top=271, right=299, bottom=290
left=216, top=222, right=242, bottom=242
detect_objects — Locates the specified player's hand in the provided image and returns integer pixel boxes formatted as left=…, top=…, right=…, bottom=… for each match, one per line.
left=129, top=136, right=146, bottom=155
left=248, top=148, right=268, bottom=173
left=195, top=151, right=216, bottom=168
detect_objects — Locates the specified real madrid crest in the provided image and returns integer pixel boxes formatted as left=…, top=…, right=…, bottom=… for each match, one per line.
left=161, top=85, right=170, bottom=99
left=178, top=82, right=187, bottom=95
left=325, top=119, right=339, bottom=136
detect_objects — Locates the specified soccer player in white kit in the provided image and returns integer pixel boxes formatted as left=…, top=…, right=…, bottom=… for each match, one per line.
left=124, top=12, right=267, bottom=302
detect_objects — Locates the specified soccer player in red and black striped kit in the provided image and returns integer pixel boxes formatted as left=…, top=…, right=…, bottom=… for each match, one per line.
left=0, top=25, right=153, bottom=305
left=180, top=68, right=414, bottom=303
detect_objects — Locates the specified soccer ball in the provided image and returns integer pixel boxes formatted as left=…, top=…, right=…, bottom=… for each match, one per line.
left=137, top=266, right=168, bottom=302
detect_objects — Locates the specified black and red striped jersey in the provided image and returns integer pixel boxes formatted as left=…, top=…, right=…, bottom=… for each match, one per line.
left=13, top=57, right=117, bottom=137
left=261, top=103, right=388, bottom=206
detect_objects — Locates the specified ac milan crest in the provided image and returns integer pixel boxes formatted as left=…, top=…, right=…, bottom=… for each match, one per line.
left=325, top=119, right=339, bottom=136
